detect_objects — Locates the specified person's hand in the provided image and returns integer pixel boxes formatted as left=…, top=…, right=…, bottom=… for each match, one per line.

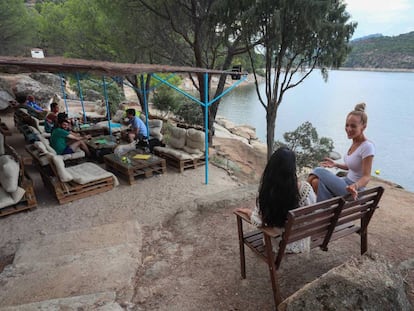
left=346, top=183, right=358, bottom=200
left=320, top=157, right=335, bottom=168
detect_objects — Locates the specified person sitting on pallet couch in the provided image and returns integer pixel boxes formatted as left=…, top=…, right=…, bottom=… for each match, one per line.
left=44, top=102, right=59, bottom=133
left=125, top=109, right=148, bottom=143
left=50, top=118, right=91, bottom=157
left=235, top=146, right=316, bottom=253
left=25, top=95, right=44, bottom=112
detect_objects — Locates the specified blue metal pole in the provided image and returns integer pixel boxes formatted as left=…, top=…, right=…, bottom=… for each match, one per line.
left=59, top=74, right=69, bottom=114
left=140, top=75, right=149, bottom=133
left=204, top=72, right=209, bottom=185
left=76, top=73, right=87, bottom=123
left=102, top=76, right=112, bottom=136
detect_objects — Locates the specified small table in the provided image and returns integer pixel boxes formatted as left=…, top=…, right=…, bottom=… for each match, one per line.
left=86, top=135, right=119, bottom=162
left=104, top=150, right=166, bottom=185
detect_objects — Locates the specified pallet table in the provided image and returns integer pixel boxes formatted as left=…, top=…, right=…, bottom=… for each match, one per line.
left=104, top=150, right=166, bottom=185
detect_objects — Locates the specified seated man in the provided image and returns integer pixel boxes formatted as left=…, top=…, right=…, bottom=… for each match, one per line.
left=50, top=118, right=91, bottom=157
left=125, top=108, right=148, bottom=143
left=25, top=95, right=44, bottom=112
left=44, top=102, right=59, bottom=133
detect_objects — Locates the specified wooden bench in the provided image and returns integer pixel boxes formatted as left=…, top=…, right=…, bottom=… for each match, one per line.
left=234, top=186, right=384, bottom=307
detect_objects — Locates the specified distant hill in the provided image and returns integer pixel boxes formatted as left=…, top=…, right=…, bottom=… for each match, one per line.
left=343, top=31, right=414, bottom=69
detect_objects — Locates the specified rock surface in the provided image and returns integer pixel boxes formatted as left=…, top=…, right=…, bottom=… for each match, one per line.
left=278, top=254, right=412, bottom=311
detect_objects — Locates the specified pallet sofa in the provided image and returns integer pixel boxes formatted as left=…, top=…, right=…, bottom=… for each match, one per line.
left=0, top=134, right=37, bottom=217
left=153, top=126, right=205, bottom=172
left=26, top=142, right=118, bottom=204
left=234, top=186, right=384, bottom=307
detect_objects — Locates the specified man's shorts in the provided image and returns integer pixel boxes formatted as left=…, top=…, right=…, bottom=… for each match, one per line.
left=61, top=146, right=74, bottom=155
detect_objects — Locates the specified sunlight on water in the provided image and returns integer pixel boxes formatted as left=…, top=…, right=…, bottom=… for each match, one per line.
left=219, top=70, right=414, bottom=192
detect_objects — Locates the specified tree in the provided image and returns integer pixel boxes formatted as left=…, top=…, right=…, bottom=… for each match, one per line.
left=0, top=0, right=37, bottom=56
left=274, top=121, right=334, bottom=172
left=245, top=0, right=356, bottom=159
left=136, top=0, right=257, bottom=142
left=35, top=0, right=158, bottom=112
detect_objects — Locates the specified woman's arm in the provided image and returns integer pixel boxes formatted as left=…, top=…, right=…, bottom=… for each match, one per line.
left=320, top=157, right=349, bottom=170
left=346, top=155, right=374, bottom=199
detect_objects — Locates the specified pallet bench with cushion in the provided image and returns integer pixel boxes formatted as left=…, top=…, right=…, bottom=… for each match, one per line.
left=0, top=137, right=37, bottom=217
left=154, top=126, right=205, bottom=173
left=26, top=143, right=118, bottom=204
left=234, top=186, right=384, bottom=308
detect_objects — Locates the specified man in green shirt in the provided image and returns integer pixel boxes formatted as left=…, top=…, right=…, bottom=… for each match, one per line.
left=50, top=119, right=91, bottom=156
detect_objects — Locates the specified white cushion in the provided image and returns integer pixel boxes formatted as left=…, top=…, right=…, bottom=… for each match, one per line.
left=38, top=135, right=57, bottom=155
left=51, top=155, right=73, bottom=182
left=67, top=162, right=119, bottom=186
left=34, top=141, right=49, bottom=154
left=149, top=119, right=163, bottom=141
left=10, top=186, right=26, bottom=203
left=168, top=126, right=186, bottom=149
left=154, top=146, right=194, bottom=160
left=0, top=155, right=20, bottom=193
left=185, top=128, right=205, bottom=152
left=0, top=187, right=15, bottom=209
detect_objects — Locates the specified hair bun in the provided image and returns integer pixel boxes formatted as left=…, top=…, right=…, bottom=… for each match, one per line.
left=354, top=102, right=366, bottom=112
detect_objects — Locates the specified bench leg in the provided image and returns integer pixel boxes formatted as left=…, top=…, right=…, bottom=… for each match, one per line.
left=360, top=217, right=368, bottom=254
left=264, top=235, right=282, bottom=307
left=236, top=216, right=246, bottom=279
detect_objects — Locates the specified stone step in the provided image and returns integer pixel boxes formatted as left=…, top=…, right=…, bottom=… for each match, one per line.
left=14, top=221, right=141, bottom=265
left=0, top=221, right=142, bottom=308
left=0, top=292, right=122, bottom=311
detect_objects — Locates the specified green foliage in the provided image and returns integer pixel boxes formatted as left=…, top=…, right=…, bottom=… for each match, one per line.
left=175, top=99, right=204, bottom=127
left=243, top=0, right=356, bottom=158
left=344, top=32, right=414, bottom=69
left=152, top=87, right=181, bottom=116
left=274, top=122, right=334, bottom=172
left=0, top=0, right=38, bottom=55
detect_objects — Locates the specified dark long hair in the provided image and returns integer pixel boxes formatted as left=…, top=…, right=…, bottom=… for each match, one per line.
left=258, top=147, right=299, bottom=227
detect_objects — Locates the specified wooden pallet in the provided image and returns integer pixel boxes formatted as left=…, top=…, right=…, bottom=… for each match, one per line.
left=104, top=153, right=166, bottom=185
left=154, top=149, right=205, bottom=173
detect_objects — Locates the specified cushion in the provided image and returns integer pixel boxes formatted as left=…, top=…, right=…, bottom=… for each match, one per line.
left=153, top=146, right=194, bottom=160
left=185, top=128, right=205, bottom=152
left=0, top=155, right=20, bottom=193
left=0, top=187, right=15, bottom=209
left=0, top=132, right=4, bottom=155
left=10, top=186, right=26, bottom=203
left=168, top=126, right=186, bottom=150
left=149, top=119, right=163, bottom=141
left=34, top=141, right=49, bottom=155
left=51, top=155, right=73, bottom=182
left=38, top=135, right=57, bottom=155
left=67, top=162, right=119, bottom=186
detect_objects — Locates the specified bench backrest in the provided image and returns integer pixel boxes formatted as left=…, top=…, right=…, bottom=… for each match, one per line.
left=276, top=186, right=384, bottom=268
left=275, top=196, right=344, bottom=268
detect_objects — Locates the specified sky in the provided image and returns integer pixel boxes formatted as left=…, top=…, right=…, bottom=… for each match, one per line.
left=344, top=0, right=414, bottom=39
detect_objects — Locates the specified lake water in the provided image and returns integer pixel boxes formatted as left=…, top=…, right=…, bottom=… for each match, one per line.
left=218, top=70, right=414, bottom=192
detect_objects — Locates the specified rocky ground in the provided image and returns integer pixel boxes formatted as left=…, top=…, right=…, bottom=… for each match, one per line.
left=0, top=108, right=413, bottom=310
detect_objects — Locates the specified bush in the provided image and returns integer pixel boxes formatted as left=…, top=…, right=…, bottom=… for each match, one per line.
left=175, top=99, right=203, bottom=127
left=274, top=121, right=334, bottom=172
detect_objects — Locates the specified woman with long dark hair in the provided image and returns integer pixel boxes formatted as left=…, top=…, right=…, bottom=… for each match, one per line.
left=235, top=147, right=316, bottom=253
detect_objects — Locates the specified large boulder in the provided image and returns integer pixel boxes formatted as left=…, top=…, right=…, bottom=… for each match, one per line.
left=278, top=254, right=412, bottom=311
left=29, top=73, right=62, bottom=91
left=13, top=74, right=58, bottom=105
